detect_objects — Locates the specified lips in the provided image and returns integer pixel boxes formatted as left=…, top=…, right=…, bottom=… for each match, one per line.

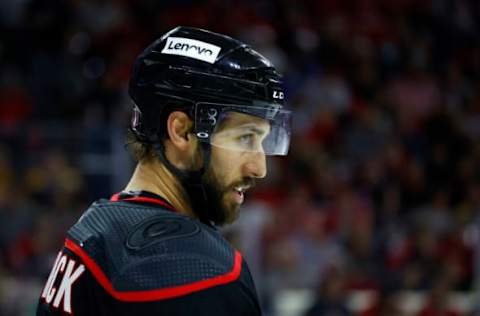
left=231, top=183, right=253, bottom=204
left=232, top=189, right=244, bottom=204
left=233, top=184, right=250, bottom=194
left=229, top=179, right=255, bottom=205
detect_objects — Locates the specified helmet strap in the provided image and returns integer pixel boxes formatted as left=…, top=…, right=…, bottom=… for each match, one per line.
left=152, top=140, right=213, bottom=225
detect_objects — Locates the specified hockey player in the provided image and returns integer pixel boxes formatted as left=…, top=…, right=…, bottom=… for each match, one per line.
left=36, top=26, right=292, bottom=315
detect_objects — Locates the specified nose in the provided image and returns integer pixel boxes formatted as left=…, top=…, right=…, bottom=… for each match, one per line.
left=243, top=152, right=267, bottom=179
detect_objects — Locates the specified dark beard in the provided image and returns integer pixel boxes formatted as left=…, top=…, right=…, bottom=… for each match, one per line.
left=155, top=141, right=254, bottom=226
left=201, top=167, right=255, bottom=226
left=202, top=170, right=230, bottom=225
left=175, top=144, right=255, bottom=226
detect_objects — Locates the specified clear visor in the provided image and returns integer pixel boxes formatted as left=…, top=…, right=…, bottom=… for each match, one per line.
left=195, top=104, right=292, bottom=156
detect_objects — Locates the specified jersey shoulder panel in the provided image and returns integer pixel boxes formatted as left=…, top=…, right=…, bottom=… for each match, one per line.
left=65, top=199, right=242, bottom=301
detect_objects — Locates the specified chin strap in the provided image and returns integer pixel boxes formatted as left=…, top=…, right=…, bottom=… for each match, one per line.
left=152, top=140, right=213, bottom=225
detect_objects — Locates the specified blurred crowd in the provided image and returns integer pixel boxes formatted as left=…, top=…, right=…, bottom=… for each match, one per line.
left=1, top=0, right=480, bottom=315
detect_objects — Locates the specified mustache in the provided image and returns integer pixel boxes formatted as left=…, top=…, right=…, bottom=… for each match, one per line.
left=229, top=177, right=256, bottom=191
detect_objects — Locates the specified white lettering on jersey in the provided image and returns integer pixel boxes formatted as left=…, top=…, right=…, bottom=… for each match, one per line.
left=52, top=259, right=85, bottom=313
left=41, top=252, right=62, bottom=300
left=42, top=253, right=67, bottom=303
left=41, top=252, right=85, bottom=314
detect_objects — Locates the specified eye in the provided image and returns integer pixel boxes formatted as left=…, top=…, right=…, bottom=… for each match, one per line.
left=238, top=134, right=254, bottom=145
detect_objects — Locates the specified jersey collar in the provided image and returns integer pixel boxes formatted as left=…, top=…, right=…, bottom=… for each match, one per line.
left=110, top=191, right=176, bottom=211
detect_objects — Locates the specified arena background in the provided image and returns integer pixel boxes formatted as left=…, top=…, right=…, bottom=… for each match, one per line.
left=1, top=0, right=480, bottom=315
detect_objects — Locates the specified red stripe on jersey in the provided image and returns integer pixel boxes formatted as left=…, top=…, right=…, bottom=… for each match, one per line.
left=64, top=238, right=242, bottom=302
left=110, top=193, right=121, bottom=201
left=110, top=193, right=175, bottom=211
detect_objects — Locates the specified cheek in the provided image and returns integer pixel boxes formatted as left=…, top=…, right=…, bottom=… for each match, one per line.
left=210, top=149, right=242, bottom=188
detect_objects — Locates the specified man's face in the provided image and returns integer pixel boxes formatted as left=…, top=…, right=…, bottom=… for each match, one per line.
left=201, top=112, right=269, bottom=225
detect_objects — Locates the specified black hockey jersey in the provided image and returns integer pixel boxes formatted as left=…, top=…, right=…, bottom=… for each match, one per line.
left=36, top=191, right=261, bottom=315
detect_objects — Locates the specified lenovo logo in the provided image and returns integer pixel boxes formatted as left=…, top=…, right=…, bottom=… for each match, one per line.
left=161, top=37, right=221, bottom=64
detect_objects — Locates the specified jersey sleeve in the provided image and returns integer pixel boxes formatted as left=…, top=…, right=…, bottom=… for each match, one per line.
left=36, top=245, right=261, bottom=316
left=36, top=247, right=97, bottom=315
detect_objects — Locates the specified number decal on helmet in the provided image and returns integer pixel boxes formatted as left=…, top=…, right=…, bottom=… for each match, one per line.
left=198, top=108, right=218, bottom=126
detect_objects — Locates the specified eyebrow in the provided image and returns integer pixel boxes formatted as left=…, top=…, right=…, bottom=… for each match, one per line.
left=237, top=123, right=269, bottom=136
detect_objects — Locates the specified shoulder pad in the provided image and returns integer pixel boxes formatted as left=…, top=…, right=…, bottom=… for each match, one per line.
left=65, top=200, right=242, bottom=301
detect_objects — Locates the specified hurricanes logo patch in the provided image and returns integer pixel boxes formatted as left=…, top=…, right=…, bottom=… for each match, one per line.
left=161, top=37, right=221, bottom=64
left=126, top=215, right=200, bottom=250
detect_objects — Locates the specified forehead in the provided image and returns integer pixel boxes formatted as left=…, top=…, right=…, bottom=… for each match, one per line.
left=216, top=112, right=270, bottom=132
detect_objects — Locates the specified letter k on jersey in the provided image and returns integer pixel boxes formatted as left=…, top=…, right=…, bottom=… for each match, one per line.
left=41, top=251, right=85, bottom=313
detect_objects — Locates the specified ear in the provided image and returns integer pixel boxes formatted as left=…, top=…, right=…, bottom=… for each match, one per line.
left=166, top=111, right=194, bottom=151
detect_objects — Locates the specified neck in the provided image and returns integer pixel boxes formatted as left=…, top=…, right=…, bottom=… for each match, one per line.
left=124, top=158, right=195, bottom=218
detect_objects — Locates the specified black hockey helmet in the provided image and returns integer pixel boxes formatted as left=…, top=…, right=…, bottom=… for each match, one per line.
left=129, top=26, right=291, bottom=156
